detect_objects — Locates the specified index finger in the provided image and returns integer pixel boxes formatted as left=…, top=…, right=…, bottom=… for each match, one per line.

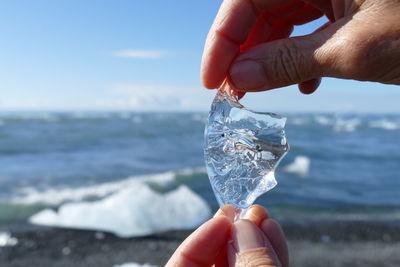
left=165, top=216, right=232, bottom=267
left=201, top=0, right=293, bottom=89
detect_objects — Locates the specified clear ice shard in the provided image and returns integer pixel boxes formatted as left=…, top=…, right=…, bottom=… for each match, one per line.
left=204, top=82, right=289, bottom=211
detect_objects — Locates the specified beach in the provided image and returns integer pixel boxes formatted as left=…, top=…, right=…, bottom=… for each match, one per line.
left=1, top=221, right=400, bottom=267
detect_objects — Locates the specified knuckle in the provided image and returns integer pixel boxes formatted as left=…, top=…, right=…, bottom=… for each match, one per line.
left=270, top=41, right=307, bottom=85
left=317, top=27, right=384, bottom=80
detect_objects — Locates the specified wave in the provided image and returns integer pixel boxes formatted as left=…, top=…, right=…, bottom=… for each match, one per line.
left=11, top=168, right=206, bottom=205
left=0, top=112, right=60, bottom=122
left=332, top=118, right=362, bottom=132
left=289, top=117, right=310, bottom=126
left=0, top=112, right=127, bottom=122
left=0, top=111, right=208, bottom=124
left=313, top=116, right=399, bottom=132
left=314, top=115, right=333, bottom=126
left=29, top=183, right=211, bottom=237
left=281, top=156, right=310, bottom=177
left=369, top=119, right=399, bottom=130
left=311, top=115, right=362, bottom=132
left=289, top=115, right=400, bottom=132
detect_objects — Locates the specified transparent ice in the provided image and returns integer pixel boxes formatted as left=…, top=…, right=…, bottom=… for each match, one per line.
left=204, top=83, right=289, bottom=216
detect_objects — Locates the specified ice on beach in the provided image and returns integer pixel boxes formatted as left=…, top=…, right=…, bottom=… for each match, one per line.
left=204, top=86, right=289, bottom=209
left=282, top=156, right=310, bottom=178
left=29, top=183, right=211, bottom=237
left=0, top=232, right=18, bottom=247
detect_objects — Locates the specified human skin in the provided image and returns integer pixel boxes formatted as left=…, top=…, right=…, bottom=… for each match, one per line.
left=166, top=205, right=288, bottom=267
left=201, top=0, right=400, bottom=95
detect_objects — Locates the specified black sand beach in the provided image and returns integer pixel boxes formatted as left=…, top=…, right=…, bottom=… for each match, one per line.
left=1, top=221, right=400, bottom=267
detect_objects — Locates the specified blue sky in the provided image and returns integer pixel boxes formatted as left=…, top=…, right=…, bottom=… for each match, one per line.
left=0, top=0, right=399, bottom=113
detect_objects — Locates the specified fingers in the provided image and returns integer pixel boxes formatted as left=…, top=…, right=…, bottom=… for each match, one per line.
left=286, top=3, right=324, bottom=25
left=201, top=0, right=258, bottom=89
left=228, top=219, right=281, bottom=267
left=261, top=219, right=289, bottom=267
left=214, top=245, right=229, bottom=267
left=165, top=215, right=232, bottom=267
left=202, top=0, right=306, bottom=89
left=242, top=205, right=288, bottom=266
left=168, top=205, right=288, bottom=267
left=237, top=91, right=246, bottom=100
left=213, top=205, right=237, bottom=267
left=303, top=0, right=335, bottom=21
left=227, top=37, right=313, bottom=91
left=201, top=0, right=335, bottom=95
left=298, top=78, right=321, bottom=94
left=241, top=16, right=294, bottom=52
left=228, top=24, right=338, bottom=92
left=241, top=1, right=309, bottom=51
left=214, top=204, right=237, bottom=222
left=243, top=205, right=269, bottom=227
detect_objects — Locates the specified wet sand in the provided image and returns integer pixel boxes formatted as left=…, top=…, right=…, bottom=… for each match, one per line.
left=1, top=221, right=400, bottom=267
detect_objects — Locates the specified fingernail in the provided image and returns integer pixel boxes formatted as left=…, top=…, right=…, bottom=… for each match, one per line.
left=233, top=220, right=265, bottom=253
left=229, top=60, right=266, bottom=90
left=214, top=205, right=236, bottom=222
left=243, top=205, right=269, bottom=227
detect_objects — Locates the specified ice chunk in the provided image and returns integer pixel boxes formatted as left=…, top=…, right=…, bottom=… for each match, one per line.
left=0, top=232, right=18, bottom=247
left=282, top=155, right=310, bottom=178
left=29, top=184, right=211, bottom=237
left=204, top=83, right=289, bottom=210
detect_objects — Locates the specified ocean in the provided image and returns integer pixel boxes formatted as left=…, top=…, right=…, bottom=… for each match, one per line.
left=0, top=111, right=399, bottom=235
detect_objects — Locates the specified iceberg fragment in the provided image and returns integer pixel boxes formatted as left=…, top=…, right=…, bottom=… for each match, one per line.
left=204, top=82, right=289, bottom=214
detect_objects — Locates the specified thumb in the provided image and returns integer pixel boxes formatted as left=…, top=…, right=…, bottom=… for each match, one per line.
left=228, top=22, right=343, bottom=92
left=228, top=219, right=281, bottom=267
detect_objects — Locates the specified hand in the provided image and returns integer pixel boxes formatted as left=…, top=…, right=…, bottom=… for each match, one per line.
left=201, top=0, right=400, bottom=95
left=166, top=205, right=288, bottom=267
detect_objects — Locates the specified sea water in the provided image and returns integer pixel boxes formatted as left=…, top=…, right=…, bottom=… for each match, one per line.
left=0, top=111, right=400, bottom=234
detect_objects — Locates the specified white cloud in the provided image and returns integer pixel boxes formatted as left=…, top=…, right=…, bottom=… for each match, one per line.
left=113, top=49, right=170, bottom=59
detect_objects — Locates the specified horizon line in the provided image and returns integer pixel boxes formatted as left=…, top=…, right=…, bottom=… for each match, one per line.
left=0, top=109, right=399, bottom=115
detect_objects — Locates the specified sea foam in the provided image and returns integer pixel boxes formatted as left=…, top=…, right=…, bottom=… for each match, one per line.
left=333, top=118, right=362, bottom=132
left=314, top=115, right=333, bottom=126
left=369, top=119, right=399, bottom=130
left=11, top=168, right=205, bottom=205
left=29, top=183, right=211, bottom=237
